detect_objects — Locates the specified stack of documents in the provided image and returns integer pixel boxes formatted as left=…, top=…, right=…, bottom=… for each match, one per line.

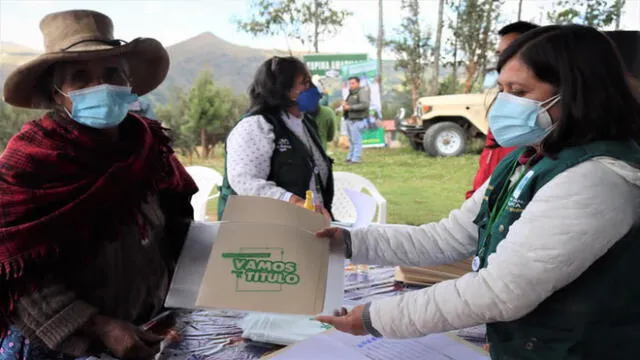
left=263, top=329, right=489, bottom=360
left=394, top=258, right=473, bottom=286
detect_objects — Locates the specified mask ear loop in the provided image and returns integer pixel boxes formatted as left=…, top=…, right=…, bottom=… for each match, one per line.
left=538, top=97, right=562, bottom=154
left=54, top=86, right=69, bottom=97
left=536, top=94, right=561, bottom=129
left=540, top=94, right=561, bottom=111
left=54, top=86, right=74, bottom=119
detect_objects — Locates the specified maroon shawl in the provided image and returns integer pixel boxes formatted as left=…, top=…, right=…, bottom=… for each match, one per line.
left=0, top=113, right=198, bottom=332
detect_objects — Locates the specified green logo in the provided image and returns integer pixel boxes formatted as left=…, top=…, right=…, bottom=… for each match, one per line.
left=309, top=317, right=333, bottom=330
left=222, top=248, right=300, bottom=292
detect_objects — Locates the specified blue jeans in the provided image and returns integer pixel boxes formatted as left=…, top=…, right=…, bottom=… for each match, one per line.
left=346, top=119, right=365, bottom=162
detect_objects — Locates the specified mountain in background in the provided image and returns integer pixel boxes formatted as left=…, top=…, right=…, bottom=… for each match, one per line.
left=156, top=32, right=293, bottom=103
left=0, top=42, right=40, bottom=64
left=0, top=32, right=437, bottom=106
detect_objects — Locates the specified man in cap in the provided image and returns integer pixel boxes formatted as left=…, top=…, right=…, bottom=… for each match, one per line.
left=0, top=10, right=197, bottom=360
left=342, top=76, right=370, bottom=164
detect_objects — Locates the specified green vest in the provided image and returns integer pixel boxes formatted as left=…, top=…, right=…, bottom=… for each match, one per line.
left=217, top=111, right=334, bottom=220
left=474, top=140, right=640, bottom=360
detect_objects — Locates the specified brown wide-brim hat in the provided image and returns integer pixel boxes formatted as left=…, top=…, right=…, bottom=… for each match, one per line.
left=3, top=9, right=170, bottom=109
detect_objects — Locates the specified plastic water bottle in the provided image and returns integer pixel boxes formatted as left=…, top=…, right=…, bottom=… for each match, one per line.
left=357, top=264, right=370, bottom=290
left=345, top=259, right=357, bottom=283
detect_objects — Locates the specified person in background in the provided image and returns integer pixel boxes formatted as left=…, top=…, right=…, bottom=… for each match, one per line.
left=308, top=78, right=336, bottom=150
left=319, top=91, right=330, bottom=107
left=217, top=56, right=334, bottom=221
left=0, top=10, right=197, bottom=360
left=366, top=109, right=379, bottom=130
left=316, top=24, right=640, bottom=359
left=310, top=102, right=336, bottom=151
left=343, top=76, right=370, bottom=164
left=465, top=21, right=539, bottom=199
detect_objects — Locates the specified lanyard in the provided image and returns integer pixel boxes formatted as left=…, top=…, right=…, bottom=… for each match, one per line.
left=301, top=126, right=325, bottom=204
left=473, top=157, right=534, bottom=270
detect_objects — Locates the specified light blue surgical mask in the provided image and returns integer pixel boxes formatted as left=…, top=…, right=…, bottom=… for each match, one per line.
left=482, top=70, right=499, bottom=89
left=488, top=92, right=561, bottom=147
left=59, top=84, right=138, bottom=129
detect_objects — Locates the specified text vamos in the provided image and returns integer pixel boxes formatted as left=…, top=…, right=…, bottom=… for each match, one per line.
left=226, top=256, right=301, bottom=285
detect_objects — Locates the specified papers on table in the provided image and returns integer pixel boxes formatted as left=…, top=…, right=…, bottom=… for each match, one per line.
left=241, top=313, right=330, bottom=346
left=265, top=329, right=489, bottom=360
left=394, top=257, right=474, bottom=286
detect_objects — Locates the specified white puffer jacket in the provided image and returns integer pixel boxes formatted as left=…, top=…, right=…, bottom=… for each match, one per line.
left=351, top=157, right=640, bottom=339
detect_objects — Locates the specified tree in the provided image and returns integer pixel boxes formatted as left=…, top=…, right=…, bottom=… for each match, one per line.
left=237, top=0, right=352, bottom=53
left=377, top=0, right=432, bottom=107
left=376, top=0, right=385, bottom=97
left=154, top=71, right=250, bottom=163
left=547, top=0, right=625, bottom=29
left=451, top=0, right=501, bottom=93
left=443, top=0, right=463, bottom=95
left=0, top=102, right=40, bottom=151
left=518, top=0, right=524, bottom=20
left=186, top=71, right=239, bottom=159
left=155, top=86, right=200, bottom=162
left=613, top=0, right=625, bottom=29
left=432, top=0, right=446, bottom=95
left=438, top=72, right=464, bottom=95
left=155, top=75, right=249, bottom=164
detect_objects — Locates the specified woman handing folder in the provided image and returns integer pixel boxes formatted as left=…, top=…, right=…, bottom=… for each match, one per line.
left=315, top=25, right=640, bottom=360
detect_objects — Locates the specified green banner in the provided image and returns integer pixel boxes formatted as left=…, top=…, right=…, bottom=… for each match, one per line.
left=341, top=60, right=378, bottom=80
left=303, top=53, right=368, bottom=76
left=362, top=128, right=386, bottom=148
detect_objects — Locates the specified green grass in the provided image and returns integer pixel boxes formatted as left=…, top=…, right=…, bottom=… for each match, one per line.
left=181, top=146, right=480, bottom=225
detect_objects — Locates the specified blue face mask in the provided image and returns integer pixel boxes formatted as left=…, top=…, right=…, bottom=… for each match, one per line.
left=488, top=92, right=561, bottom=147
left=60, top=84, right=138, bottom=129
left=296, top=87, right=321, bottom=112
left=482, top=70, right=499, bottom=89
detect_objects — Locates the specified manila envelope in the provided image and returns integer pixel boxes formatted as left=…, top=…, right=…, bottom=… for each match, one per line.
left=194, top=195, right=343, bottom=315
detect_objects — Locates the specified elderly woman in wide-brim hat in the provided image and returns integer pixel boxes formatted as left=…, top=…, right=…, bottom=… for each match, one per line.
left=0, top=10, right=197, bottom=360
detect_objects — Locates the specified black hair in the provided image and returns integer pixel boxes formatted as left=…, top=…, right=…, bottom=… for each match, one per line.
left=603, top=31, right=640, bottom=78
left=348, top=76, right=360, bottom=83
left=248, top=56, right=310, bottom=115
left=498, top=24, right=640, bottom=155
left=498, top=21, right=540, bottom=36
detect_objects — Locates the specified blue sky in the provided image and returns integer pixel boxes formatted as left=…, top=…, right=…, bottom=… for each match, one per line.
left=0, top=0, right=638, bottom=58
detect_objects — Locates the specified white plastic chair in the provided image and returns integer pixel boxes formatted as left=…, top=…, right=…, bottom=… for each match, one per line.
left=332, top=171, right=387, bottom=224
left=185, top=166, right=223, bottom=221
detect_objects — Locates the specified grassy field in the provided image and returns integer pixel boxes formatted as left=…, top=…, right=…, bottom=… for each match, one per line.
left=182, top=146, right=480, bottom=225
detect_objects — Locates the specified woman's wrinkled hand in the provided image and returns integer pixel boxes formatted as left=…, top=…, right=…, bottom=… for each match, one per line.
left=315, top=204, right=333, bottom=223
left=89, top=315, right=164, bottom=360
left=289, top=195, right=306, bottom=207
left=315, top=305, right=368, bottom=336
left=290, top=195, right=332, bottom=222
